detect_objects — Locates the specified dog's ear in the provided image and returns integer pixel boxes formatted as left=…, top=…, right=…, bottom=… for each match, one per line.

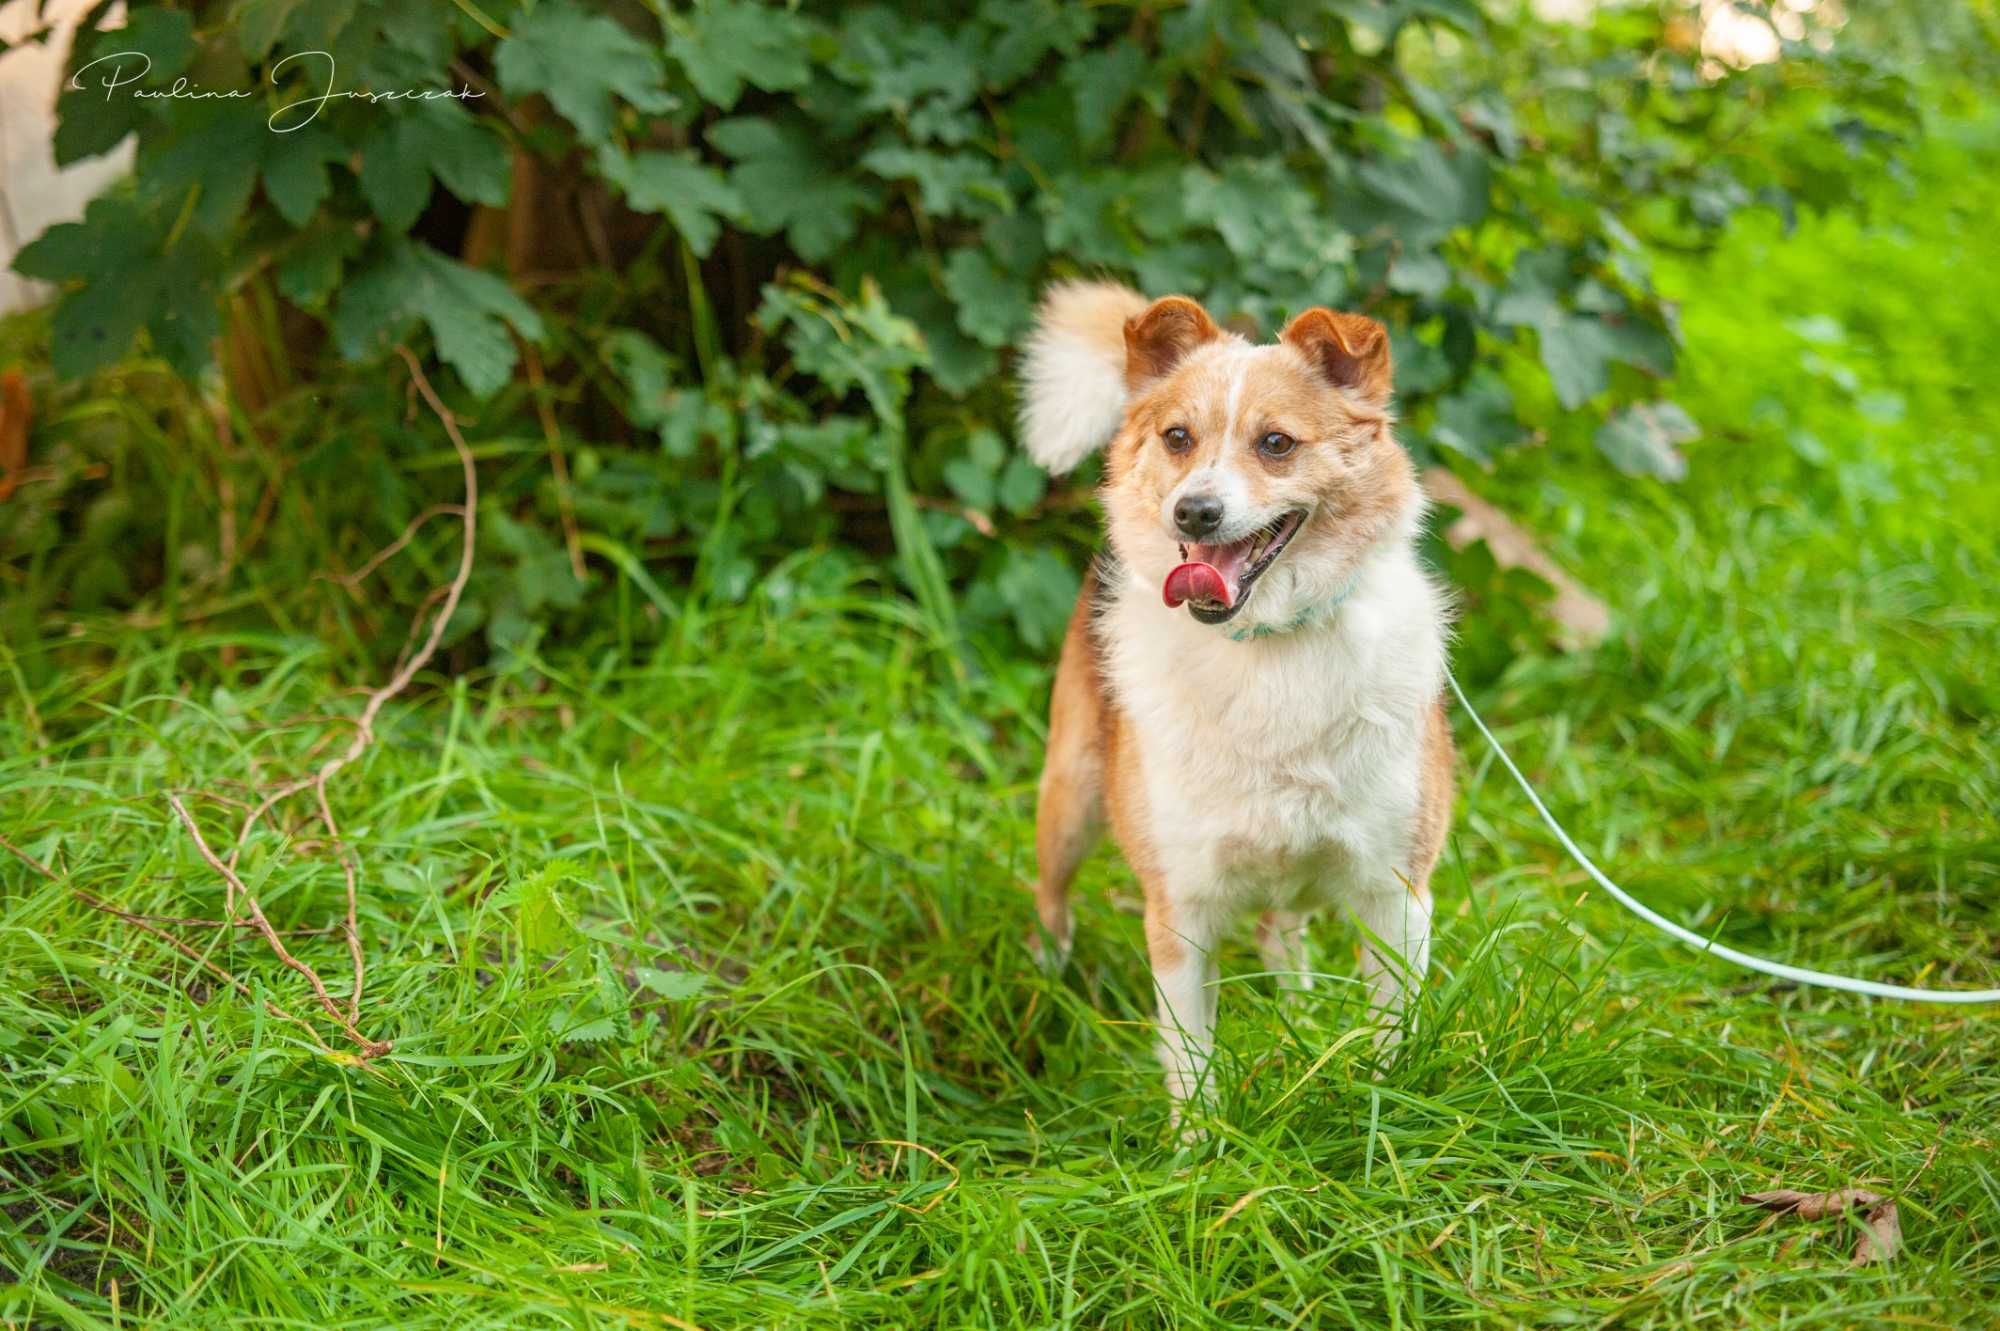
left=1281, top=308, right=1392, bottom=408
left=1123, top=296, right=1221, bottom=391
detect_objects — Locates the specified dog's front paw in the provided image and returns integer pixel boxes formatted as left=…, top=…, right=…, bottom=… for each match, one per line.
left=1026, top=926, right=1072, bottom=975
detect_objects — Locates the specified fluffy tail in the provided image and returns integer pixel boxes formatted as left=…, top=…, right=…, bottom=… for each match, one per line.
left=1017, top=280, right=1147, bottom=475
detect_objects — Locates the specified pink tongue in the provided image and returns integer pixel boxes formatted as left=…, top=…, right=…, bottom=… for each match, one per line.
left=1164, top=561, right=1232, bottom=609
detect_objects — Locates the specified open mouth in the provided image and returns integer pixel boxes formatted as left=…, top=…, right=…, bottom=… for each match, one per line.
left=1163, top=510, right=1308, bottom=624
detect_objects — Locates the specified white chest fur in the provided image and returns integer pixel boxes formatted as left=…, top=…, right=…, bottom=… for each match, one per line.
left=1100, top=548, right=1446, bottom=912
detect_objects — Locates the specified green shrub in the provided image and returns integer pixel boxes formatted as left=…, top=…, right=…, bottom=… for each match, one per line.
left=5, top=0, right=1959, bottom=660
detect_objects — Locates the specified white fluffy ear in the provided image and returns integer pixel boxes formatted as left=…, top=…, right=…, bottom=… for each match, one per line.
left=1016, top=280, right=1148, bottom=474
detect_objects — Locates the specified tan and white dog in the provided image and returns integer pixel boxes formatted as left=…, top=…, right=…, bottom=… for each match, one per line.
left=1019, top=281, right=1455, bottom=1107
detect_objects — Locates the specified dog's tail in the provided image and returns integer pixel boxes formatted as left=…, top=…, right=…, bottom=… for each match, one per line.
left=1017, top=280, right=1148, bottom=475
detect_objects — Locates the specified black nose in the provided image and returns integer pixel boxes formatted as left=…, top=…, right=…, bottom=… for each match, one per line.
left=1175, top=493, right=1225, bottom=537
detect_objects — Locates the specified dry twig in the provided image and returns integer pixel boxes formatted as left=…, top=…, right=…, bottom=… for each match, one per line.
left=26, top=346, right=483, bottom=1062
left=0, top=833, right=336, bottom=1056
left=1423, top=467, right=1611, bottom=649
left=320, top=505, right=467, bottom=592
left=521, top=341, right=587, bottom=581
left=166, top=795, right=390, bottom=1057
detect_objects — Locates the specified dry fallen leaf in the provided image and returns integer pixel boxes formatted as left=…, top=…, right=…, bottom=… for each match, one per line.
left=1852, top=1201, right=1901, bottom=1266
left=1741, top=1188, right=1902, bottom=1265
left=1741, top=1188, right=1882, bottom=1219
left=1422, top=467, right=1611, bottom=648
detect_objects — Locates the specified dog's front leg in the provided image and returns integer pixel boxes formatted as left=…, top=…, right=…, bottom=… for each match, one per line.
left=1145, top=892, right=1222, bottom=1106
left=1348, top=876, right=1433, bottom=1048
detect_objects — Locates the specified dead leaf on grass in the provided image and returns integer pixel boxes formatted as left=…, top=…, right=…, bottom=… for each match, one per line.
left=1741, top=1187, right=1902, bottom=1264
left=1422, top=467, right=1611, bottom=648
left=1852, top=1200, right=1901, bottom=1266
left=1740, top=1188, right=1881, bottom=1219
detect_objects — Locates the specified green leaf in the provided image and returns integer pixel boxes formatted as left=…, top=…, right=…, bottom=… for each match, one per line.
left=494, top=2, right=676, bottom=146
left=55, top=10, right=195, bottom=162
left=600, top=330, right=720, bottom=459
left=11, top=212, right=119, bottom=285
left=115, top=7, right=201, bottom=75
left=995, top=453, right=1047, bottom=517
left=940, top=249, right=1032, bottom=349
left=17, top=195, right=223, bottom=379
left=1595, top=401, right=1696, bottom=480
left=1387, top=250, right=1452, bottom=298
left=940, top=463, right=993, bottom=511
left=1064, top=42, right=1146, bottom=145
left=979, top=0, right=1095, bottom=85
left=872, top=275, right=988, bottom=396
left=332, top=242, right=546, bottom=398
left=48, top=269, right=152, bottom=378
left=833, top=13, right=981, bottom=117
left=1389, top=325, right=1452, bottom=397
left=708, top=116, right=877, bottom=262
left=1535, top=314, right=1618, bottom=410
left=1596, top=317, right=1676, bottom=377
left=234, top=0, right=308, bottom=59
left=548, top=1008, right=619, bottom=1042
left=360, top=104, right=511, bottom=232
left=1430, top=371, right=1515, bottom=464
left=634, top=966, right=707, bottom=1000
left=261, top=127, right=348, bottom=227
left=1351, top=138, right=1489, bottom=245
left=594, top=145, right=743, bottom=258
left=516, top=860, right=585, bottom=957
left=758, top=276, right=928, bottom=424
left=276, top=225, right=364, bottom=306
left=860, top=145, right=1007, bottom=219
left=1036, top=171, right=1140, bottom=265
left=668, top=0, right=813, bottom=109
left=995, top=546, right=1080, bottom=652
left=603, top=328, right=677, bottom=424
left=1182, top=160, right=1348, bottom=277
left=144, top=105, right=265, bottom=237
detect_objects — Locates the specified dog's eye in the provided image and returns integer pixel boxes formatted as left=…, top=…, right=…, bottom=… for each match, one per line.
left=1163, top=426, right=1193, bottom=453
left=1258, top=431, right=1297, bottom=458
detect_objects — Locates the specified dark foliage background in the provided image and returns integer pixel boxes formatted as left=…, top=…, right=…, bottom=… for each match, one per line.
left=3, top=0, right=1983, bottom=669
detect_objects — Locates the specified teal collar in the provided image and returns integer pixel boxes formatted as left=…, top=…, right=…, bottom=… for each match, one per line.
left=1224, top=576, right=1358, bottom=642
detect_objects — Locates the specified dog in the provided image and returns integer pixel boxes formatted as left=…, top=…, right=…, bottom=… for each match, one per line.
left=1018, top=281, right=1454, bottom=1108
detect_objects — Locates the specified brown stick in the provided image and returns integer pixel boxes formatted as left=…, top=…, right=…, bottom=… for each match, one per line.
left=298, top=348, right=478, bottom=1026
left=1422, top=467, right=1612, bottom=650
left=0, top=832, right=55, bottom=879
left=0, top=833, right=336, bottom=1055
left=74, top=888, right=340, bottom=1056
left=321, top=505, right=467, bottom=592
left=170, top=347, right=477, bottom=1057
left=13, top=349, right=482, bottom=1062
left=225, top=777, right=312, bottom=876
left=167, top=795, right=389, bottom=1058
left=521, top=341, right=587, bottom=581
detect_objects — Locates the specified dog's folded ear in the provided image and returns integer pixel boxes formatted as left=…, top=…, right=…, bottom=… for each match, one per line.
left=1280, top=308, right=1393, bottom=408
left=1123, top=296, right=1222, bottom=392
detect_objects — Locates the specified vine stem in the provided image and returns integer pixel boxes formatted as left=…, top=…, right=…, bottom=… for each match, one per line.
left=8, top=347, right=483, bottom=1062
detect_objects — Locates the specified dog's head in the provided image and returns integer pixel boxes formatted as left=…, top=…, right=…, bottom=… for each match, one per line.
left=1089, top=296, right=1418, bottom=631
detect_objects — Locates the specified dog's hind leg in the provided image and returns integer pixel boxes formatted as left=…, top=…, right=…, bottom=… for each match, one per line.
left=1030, top=577, right=1106, bottom=971
left=1031, top=605, right=1105, bottom=970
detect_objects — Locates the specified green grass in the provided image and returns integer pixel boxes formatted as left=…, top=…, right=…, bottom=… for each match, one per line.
left=5, top=125, right=2000, bottom=1330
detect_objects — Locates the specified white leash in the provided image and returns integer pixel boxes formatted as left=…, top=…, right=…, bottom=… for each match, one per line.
left=1447, top=670, right=2000, bottom=1004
